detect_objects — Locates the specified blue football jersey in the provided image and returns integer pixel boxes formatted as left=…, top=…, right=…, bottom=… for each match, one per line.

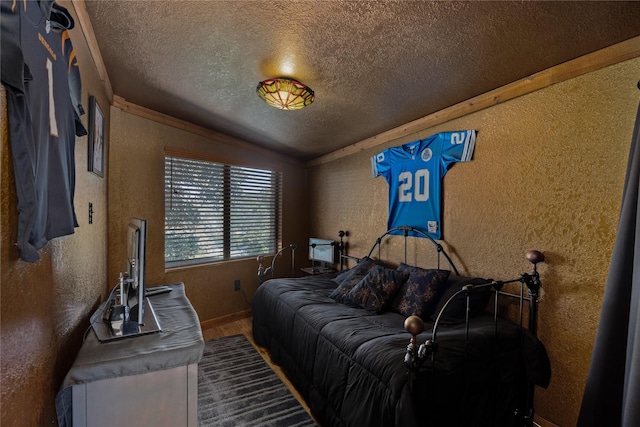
left=371, top=130, right=476, bottom=239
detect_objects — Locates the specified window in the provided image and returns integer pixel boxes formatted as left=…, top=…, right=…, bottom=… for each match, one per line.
left=164, top=153, right=282, bottom=268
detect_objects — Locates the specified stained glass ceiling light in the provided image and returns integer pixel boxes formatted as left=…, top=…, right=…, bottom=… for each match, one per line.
left=256, top=77, right=315, bottom=110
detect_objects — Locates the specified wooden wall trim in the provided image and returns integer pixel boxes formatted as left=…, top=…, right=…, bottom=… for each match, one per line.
left=70, top=0, right=113, bottom=103
left=306, top=36, right=640, bottom=168
left=200, top=309, right=252, bottom=330
left=113, top=96, right=304, bottom=168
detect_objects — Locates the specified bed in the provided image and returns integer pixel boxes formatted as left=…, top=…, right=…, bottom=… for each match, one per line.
left=252, top=227, right=551, bottom=427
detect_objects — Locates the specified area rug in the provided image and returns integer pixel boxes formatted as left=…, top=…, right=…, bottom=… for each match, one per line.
left=198, top=334, right=317, bottom=427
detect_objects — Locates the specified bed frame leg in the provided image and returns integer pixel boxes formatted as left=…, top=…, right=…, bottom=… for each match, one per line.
left=519, top=250, right=545, bottom=427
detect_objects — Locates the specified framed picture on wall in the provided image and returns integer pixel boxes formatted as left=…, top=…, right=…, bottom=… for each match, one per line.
left=88, top=95, right=105, bottom=177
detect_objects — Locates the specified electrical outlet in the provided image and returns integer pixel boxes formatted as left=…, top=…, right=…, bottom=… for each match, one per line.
left=234, top=280, right=241, bottom=291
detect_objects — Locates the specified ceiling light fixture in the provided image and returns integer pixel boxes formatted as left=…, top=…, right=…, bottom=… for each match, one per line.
left=256, top=77, right=315, bottom=111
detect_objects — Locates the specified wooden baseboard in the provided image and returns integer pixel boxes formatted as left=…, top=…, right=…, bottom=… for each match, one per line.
left=534, top=414, right=560, bottom=427
left=200, top=309, right=252, bottom=330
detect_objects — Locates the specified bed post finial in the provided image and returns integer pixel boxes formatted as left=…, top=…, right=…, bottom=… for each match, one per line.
left=404, top=315, right=424, bottom=337
left=338, top=231, right=346, bottom=271
left=523, top=250, right=544, bottom=298
left=404, top=316, right=438, bottom=370
left=521, top=250, right=544, bottom=337
left=526, top=250, right=544, bottom=272
left=257, top=255, right=269, bottom=284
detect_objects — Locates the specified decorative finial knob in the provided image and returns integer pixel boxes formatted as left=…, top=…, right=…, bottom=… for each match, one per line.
left=404, top=315, right=424, bottom=336
left=526, top=250, right=545, bottom=265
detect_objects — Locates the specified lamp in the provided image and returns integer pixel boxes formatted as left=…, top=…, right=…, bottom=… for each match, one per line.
left=256, top=77, right=315, bottom=110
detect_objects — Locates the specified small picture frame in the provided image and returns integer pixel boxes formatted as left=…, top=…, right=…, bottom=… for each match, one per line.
left=88, top=95, right=105, bottom=177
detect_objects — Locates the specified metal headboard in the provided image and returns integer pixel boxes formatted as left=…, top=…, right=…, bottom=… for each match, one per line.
left=257, top=230, right=347, bottom=284
left=366, top=225, right=460, bottom=276
left=257, top=244, right=297, bottom=285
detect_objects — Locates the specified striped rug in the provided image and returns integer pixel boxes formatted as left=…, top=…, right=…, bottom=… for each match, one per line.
left=198, top=334, right=317, bottom=427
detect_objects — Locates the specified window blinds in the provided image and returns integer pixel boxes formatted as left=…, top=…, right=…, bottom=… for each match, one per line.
left=165, top=155, right=282, bottom=268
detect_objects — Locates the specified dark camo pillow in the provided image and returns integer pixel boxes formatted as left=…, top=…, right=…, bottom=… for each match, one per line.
left=329, top=257, right=378, bottom=303
left=391, top=264, right=451, bottom=319
left=344, top=265, right=409, bottom=313
left=431, top=275, right=492, bottom=324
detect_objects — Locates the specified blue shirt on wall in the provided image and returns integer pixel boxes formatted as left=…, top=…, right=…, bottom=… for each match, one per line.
left=371, top=130, right=476, bottom=240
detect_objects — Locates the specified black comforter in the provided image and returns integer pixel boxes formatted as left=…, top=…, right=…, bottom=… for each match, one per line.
left=252, top=273, right=550, bottom=427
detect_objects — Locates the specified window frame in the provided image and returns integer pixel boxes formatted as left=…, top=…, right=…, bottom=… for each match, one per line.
left=164, top=148, right=283, bottom=269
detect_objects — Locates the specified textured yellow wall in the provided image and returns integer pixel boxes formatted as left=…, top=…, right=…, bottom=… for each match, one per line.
left=1, top=6, right=636, bottom=423
left=308, top=58, right=640, bottom=426
left=107, top=108, right=308, bottom=323
left=0, top=1, right=110, bottom=423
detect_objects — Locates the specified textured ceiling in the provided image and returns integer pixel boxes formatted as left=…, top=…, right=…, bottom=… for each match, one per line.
left=84, top=1, right=640, bottom=161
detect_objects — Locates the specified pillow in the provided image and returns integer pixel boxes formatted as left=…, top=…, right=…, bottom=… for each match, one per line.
left=343, top=265, right=409, bottom=313
left=332, top=256, right=376, bottom=285
left=431, top=275, right=492, bottom=324
left=329, top=257, right=378, bottom=303
left=390, top=264, right=451, bottom=319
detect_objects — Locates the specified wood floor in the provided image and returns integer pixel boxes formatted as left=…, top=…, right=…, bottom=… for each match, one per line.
left=201, top=316, right=319, bottom=425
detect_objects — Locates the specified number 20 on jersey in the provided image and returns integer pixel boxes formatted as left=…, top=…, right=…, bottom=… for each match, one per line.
left=398, top=169, right=429, bottom=202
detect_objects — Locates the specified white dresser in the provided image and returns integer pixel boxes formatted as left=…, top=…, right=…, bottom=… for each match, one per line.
left=56, top=283, right=203, bottom=427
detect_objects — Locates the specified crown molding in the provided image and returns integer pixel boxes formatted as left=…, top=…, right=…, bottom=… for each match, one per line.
left=113, top=96, right=305, bottom=168
left=70, top=0, right=113, bottom=103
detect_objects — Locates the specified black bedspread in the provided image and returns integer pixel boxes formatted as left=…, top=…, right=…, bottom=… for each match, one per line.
left=252, top=273, right=549, bottom=427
